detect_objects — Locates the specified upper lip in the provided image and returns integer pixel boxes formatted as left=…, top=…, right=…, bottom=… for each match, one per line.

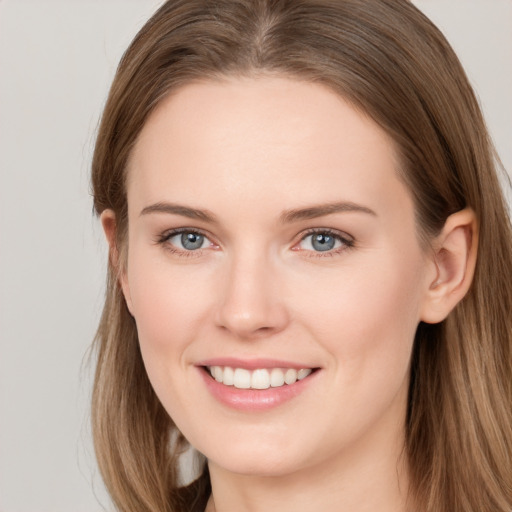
left=196, top=357, right=318, bottom=370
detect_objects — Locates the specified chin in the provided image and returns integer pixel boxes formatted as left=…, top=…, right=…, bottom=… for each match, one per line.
left=209, top=453, right=300, bottom=478
left=198, top=434, right=314, bottom=478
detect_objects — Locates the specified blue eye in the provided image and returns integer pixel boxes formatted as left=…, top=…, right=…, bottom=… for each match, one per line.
left=297, top=230, right=352, bottom=253
left=310, top=233, right=337, bottom=251
left=167, top=231, right=210, bottom=251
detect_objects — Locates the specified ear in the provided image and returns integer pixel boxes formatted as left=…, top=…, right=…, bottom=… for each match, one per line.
left=420, top=208, right=478, bottom=324
left=100, top=209, right=134, bottom=315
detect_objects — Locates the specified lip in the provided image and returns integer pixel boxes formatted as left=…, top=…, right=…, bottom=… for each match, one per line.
left=196, top=357, right=315, bottom=370
left=197, top=363, right=320, bottom=411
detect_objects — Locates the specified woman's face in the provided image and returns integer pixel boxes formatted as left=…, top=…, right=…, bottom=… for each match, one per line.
left=119, top=76, right=435, bottom=477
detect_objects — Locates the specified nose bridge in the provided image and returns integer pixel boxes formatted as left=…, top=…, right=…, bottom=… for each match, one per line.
left=215, top=245, right=288, bottom=338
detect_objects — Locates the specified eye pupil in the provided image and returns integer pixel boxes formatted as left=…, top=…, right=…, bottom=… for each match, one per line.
left=181, top=232, right=204, bottom=250
left=312, top=233, right=335, bottom=251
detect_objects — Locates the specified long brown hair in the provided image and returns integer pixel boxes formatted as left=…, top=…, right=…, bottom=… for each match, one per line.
left=91, top=1, right=512, bottom=510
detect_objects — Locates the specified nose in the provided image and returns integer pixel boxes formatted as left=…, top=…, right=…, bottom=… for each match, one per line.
left=214, top=252, right=290, bottom=339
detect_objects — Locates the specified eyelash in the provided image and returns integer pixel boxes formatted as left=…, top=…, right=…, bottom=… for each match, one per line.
left=156, top=227, right=355, bottom=258
left=156, top=228, right=217, bottom=258
left=295, top=228, right=355, bottom=257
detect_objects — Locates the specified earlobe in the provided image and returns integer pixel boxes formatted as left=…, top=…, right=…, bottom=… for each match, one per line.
left=420, top=208, right=478, bottom=324
left=100, top=209, right=134, bottom=315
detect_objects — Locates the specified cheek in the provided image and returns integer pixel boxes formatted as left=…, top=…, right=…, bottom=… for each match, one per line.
left=296, top=251, right=424, bottom=384
left=124, top=250, right=216, bottom=420
left=285, top=254, right=425, bottom=447
left=125, top=246, right=213, bottom=365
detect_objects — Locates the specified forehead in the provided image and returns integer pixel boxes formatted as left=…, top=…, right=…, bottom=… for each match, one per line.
left=127, top=76, right=408, bottom=222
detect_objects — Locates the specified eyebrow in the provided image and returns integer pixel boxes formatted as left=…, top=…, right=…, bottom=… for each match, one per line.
left=139, top=200, right=377, bottom=223
left=279, top=201, right=377, bottom=223
left=140, top=202, right=218, bottom=223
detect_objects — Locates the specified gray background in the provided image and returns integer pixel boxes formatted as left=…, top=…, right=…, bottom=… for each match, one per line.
left=0, top=1, right=510, bottom=511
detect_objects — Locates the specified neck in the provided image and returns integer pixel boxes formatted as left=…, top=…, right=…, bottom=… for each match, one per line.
left=205, top=418, right=411, bottom=512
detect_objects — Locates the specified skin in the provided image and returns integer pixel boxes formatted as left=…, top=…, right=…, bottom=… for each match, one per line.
left=102, top=76, right=477, bottom=512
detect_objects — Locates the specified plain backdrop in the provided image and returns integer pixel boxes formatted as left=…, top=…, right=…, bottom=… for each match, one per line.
left=0, top=1, right=510, bottom=511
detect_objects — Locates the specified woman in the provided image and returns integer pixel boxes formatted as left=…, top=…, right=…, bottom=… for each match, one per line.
left=90, top=1, right=512, bottom=511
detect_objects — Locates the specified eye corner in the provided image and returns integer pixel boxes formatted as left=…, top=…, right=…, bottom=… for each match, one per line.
left=155, top=227, right=220, bottom=257
left=293, top=228, right=355, bottom=257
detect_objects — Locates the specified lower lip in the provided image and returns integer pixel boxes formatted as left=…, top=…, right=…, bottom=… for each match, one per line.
left=198, top=367, right=319, bottom=411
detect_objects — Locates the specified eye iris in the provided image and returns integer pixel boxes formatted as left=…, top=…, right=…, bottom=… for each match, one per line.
left=312, top=233, right=335, bottom=251
left=181, top=232, right=204, bottom=250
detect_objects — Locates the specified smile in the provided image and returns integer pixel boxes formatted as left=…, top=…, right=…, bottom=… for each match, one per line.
left=198, top=359, right=320, bottom=410
left=206, top=366, right=313, bottom=390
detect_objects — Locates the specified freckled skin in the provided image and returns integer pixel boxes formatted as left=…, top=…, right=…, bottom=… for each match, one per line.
left=121, top=77, right=435, bottom=511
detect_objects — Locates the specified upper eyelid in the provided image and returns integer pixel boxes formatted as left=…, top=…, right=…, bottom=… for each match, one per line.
left=156, top=228, right=216, bottom=257
left=297, top=227, right=354, bottom=243
left=293, top=228, right=355, bottom=256
left=157, top=227, right=354, bottom=250
left=159, top=227, right=215, bottom=242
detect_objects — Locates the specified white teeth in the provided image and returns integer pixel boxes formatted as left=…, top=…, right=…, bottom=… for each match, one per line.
left=233, top=368, right=251, bottom=389
left=212, top=366, right=223, bottom=383
left=223, top=366, right=234, bottom=386
left=270, top=368, right=285, bottom=387
left=207, top=366, right=314, bottom=389
left=297, top=368, right=312, bottom=380
left=284, top=368, right=297, bottom=385
left=251, top=369, right=270, bottom=390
